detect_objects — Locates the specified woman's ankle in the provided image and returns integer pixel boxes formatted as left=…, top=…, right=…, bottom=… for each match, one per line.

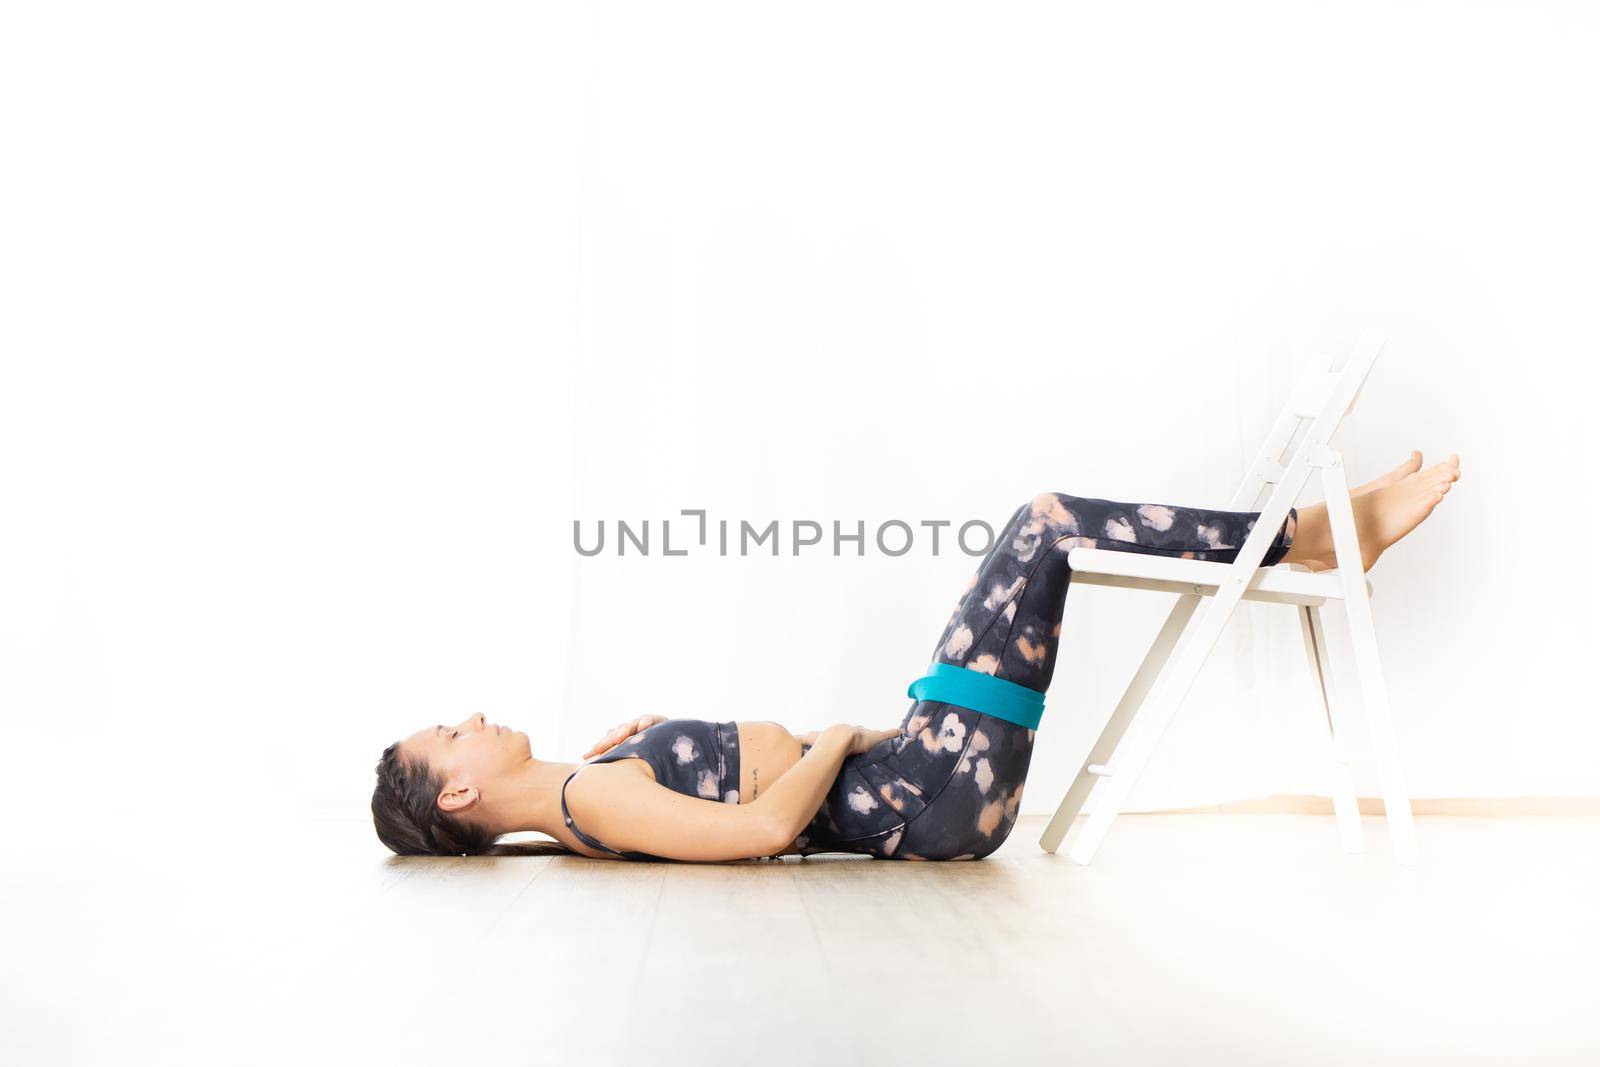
left=1280, top=501, right=1333, bottom=567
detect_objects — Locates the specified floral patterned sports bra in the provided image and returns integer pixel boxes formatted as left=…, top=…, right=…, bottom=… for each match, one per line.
left=560, top=719, right=741, bottom=861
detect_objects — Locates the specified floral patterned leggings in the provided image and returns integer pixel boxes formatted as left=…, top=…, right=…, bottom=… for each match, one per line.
left=791, top=491, right=1298, bottom=861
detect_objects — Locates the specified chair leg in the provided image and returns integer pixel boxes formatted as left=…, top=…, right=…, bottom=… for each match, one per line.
left=1319, top=459, right=1419, bottom=865
left=1299, top=603, right=1365, bottom=853
left=1066, top=576, right=1260, bottom=866
left=1038, top=594, right=1202, bottom=853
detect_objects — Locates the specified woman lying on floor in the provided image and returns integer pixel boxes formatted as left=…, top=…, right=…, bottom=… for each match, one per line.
left=371, top=451, right=1460, bottom=862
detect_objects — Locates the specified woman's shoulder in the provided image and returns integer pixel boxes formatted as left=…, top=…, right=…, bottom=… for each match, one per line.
left=562, top=758, right=657, bottom=824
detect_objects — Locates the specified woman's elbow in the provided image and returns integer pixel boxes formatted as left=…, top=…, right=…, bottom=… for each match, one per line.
left=744, top=809, right=794, bottom=858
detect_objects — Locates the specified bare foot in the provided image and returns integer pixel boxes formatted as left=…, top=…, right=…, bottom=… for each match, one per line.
left=1351, top=453, right=1461, bottom=570
left=1351, top=450, right=1422, bottom=497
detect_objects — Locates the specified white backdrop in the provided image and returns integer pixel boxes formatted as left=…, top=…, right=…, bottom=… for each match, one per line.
left=2, top=2, right=1597, bottom=844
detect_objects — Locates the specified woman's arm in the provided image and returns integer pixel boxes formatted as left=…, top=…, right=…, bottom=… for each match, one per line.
left=569, top=765, right=791, bottom=862
left=748, top=725, right=860, bottom=846
left=568, top=725, right=867, bottom=862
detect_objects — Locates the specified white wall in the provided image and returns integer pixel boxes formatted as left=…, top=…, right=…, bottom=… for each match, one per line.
left=2, top=1, right=1596, bottom=841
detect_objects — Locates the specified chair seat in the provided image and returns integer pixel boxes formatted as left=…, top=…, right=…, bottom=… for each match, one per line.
left=1065, top=547, right=1372, bottom=607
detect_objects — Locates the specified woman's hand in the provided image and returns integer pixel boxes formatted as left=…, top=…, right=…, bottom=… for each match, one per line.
left=793, top=725, right=901, bottom=756
left=583, top=714, right=670, bottom=759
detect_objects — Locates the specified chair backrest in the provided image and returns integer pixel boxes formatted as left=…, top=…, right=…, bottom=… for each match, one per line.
left=1228, top=332, right=1387, bottom=514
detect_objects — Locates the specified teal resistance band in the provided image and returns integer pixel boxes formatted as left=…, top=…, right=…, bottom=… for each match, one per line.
left=906, top=661, right=1045, bottom=730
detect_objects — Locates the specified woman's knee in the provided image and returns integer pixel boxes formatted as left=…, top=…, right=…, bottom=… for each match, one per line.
left=1028, top=490, right=1064, bottom=512
left=1027, top=491, right=1081, bottom=530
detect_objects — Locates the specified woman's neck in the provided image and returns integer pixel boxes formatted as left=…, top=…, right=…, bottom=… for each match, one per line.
left=486, top=756, right=583, bottom=838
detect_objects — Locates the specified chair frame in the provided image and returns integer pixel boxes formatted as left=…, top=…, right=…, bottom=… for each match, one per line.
left=1037, top=332, right=1419, bottom=865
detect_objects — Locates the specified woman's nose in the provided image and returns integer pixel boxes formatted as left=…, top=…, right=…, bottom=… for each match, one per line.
left=456, top=712, right=486, bottom=732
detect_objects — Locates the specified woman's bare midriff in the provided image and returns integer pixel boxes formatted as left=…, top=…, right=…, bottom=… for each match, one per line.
left=737, top=721, right=806, bottom=804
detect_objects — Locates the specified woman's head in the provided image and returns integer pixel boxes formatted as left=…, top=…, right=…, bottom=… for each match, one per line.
left=371, top=712, right=552, bottom=856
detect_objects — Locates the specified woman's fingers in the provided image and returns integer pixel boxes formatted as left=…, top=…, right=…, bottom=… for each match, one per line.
left=583, top=715, right=667, bottom=758
left=793, top=726, right=898, bottom=754
left=583, top=723, right=631, bottom=758
left=850, top=727, right=898, bottom=755
left=624, top=715, right=665, bottom=739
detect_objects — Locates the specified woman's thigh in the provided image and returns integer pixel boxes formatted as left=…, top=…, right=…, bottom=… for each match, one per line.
left=792, top=709, right=1033, bottom=860
left=890, top=711, right=1034, bottom=859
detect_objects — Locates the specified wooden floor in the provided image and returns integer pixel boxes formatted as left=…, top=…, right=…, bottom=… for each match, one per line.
left=7, top=812, right=1600, bottom=1065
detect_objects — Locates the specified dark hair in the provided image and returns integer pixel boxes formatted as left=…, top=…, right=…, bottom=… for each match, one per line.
left=371, top=740, right=574, bottom=857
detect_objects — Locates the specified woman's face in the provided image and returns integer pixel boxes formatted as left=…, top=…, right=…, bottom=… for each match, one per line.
left=399, top=712, right=533, bottom=814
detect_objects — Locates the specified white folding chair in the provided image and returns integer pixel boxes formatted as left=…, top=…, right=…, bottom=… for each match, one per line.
left=1038, top=331, right=1419, bottom=865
